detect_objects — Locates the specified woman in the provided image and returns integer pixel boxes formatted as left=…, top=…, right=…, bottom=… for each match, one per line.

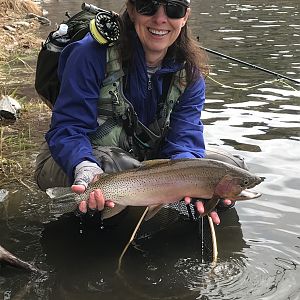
left=35, top=0, right=238, bottom=224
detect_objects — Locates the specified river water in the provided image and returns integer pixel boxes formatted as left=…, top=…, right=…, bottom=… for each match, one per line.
left=1, top=0, right=299, bottom=299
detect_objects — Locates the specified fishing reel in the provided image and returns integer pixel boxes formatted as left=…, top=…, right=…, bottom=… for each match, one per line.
left=82, top=3, right=120, bottom=45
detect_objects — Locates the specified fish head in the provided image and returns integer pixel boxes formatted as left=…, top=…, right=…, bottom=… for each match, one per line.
left=203, top=172, right=263, bottom=215
left=215, top=173, right=263, bottom=200
left=238, top=172, right=264, bottom=189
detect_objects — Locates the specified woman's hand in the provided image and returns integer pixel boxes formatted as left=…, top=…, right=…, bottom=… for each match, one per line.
left=184, top=196, right=233, bottom=225
left=73, top=160, right=114, bottom=213
left=71, top=185, right=115, bottom=213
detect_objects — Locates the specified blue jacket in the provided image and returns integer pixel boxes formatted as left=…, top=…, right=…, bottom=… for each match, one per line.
left=46, top=33, right=206, bottom=180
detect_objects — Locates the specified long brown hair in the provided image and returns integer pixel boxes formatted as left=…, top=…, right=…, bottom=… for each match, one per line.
left=117, top=2, right=209, bottom=85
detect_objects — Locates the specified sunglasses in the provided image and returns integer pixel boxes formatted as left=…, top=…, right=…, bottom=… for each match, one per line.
left=131, top=0, right=188, bottom=19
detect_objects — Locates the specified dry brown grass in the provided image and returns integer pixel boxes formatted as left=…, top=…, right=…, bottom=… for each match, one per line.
left=0, top=0, right=43, bottom=16
left=0, top=0, right=43, bottom=94
left=0, top=0, right=43, bottom=60
left=0, top=99, right=50, bottom=189
left=0, top=0, right=50, bottom=189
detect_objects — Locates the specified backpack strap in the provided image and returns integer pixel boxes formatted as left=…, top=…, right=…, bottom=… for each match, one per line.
left=159, top=67, right=187, bottom=131
left=102, top=46, right=124, bottom=87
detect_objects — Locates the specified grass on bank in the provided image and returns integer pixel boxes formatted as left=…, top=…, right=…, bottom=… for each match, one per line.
left=0, top=0, right=42, bottom=14
left=0, top=98, right=50, bottom=189
left=0, top=0, right=50, bottom=189
left=0, top=0, right=43, bottom=62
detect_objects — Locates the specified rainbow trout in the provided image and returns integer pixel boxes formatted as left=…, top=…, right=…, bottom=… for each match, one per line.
left=47, top=158, right=263, bottom=219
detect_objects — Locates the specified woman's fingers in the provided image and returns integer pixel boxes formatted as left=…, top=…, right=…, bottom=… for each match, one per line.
left=209, top=211, right=220, bottom=225
left=72, top=184, right=112, bottom=213
left=78, top=200, right=87, bottom=213
left=71, top=184, right=86, bottom=194
left=184, top=196, right=192, bottom=204
left=195, top=200, right=205, bottom=215
left=105, top=200, right=115, bottom=208
left=89, top=191, right=97, bottom=210
left=196, top=201, right=220, bottom=225
left=185, top=198, right=221, bottom=225
left=94, top=189, right=104, bottom=211
left=222, top=199, right=232, bottom=206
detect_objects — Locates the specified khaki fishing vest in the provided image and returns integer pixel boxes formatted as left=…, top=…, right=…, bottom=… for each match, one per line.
left=89, top=45, right=187, bottom=160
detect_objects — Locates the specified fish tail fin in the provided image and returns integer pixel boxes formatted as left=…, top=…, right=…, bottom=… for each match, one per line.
left=46, top=187, right=74, bottom=199
left=46, top=187, right=79, bottom=216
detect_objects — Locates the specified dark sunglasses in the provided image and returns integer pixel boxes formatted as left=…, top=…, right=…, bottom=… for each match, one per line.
left=131, top=0, right=188, bottom=19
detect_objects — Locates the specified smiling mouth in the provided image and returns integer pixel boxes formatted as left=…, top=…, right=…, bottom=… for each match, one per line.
left=148, top=28, right=169, bottom=36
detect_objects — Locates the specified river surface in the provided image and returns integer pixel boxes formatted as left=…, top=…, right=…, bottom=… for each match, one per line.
left=1, top=0, right=300, bottom=299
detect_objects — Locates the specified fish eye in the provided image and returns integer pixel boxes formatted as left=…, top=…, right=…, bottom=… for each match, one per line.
left=243, top=178, right=250, bottom=186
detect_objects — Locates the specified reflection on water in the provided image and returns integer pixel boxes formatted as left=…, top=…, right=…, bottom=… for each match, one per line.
left=1, top=0, right=300, bottom=299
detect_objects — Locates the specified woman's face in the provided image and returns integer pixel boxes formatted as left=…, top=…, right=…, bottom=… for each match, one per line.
left=127, top=2, right=190, bottom=62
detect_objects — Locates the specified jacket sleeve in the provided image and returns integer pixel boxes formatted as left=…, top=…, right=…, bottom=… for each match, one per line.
left=160, top=77, right=206, bottom=159
left=45, top=34, right=107, bottom=180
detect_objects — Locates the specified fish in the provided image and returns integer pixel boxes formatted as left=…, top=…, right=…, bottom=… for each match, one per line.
left=0, top=245, right=40, bottom=273
left=46, top=158, right=263, bottom=220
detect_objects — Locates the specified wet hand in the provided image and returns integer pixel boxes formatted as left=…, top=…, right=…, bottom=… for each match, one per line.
left=184, top=197, right=233, bottom=225
left=72, top=161, right=114, bottom=213
left=71, top=184, right=115, bottom=213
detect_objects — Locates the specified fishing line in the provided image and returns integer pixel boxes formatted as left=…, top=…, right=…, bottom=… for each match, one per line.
left=200, top=216, right=204, bottom=263
left=207, top=76, right=278, bottom=90
left=206, top=76, right=299, bottom=92
left=277, top=79, right=299, bottom=91
left=199, top=44, right=300, bottom=85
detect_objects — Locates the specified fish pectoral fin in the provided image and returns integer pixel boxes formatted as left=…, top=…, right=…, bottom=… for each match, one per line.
left=101, top=204, right=127, bottom=220
left=144, top=204, right=165, bottom=221
left=203, top=195, right=220, bottom=216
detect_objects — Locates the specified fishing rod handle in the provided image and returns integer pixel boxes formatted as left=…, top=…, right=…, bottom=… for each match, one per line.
left=81, top=2, right=107, bottom=14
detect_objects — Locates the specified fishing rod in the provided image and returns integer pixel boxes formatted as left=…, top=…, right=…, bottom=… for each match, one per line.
left=199, top=45, right=300, bottom=85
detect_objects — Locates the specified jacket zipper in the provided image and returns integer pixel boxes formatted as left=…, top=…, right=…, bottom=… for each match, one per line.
left=148, top=76, right=152, bottom=91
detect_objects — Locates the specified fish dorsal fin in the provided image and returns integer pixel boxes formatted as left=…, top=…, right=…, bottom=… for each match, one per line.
left=97, top=172, right=110, bottom=178
left=88, top=172, right=111, bottom=184
left=138, top=159, right=171, bottom=170
left=142, top=159, right=170, bottom=167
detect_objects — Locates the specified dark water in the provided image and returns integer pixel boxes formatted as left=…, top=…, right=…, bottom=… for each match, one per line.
left=1, top=0, right=300, bottom=299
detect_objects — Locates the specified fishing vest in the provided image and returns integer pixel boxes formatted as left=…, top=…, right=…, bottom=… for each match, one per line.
left=89, top=45, right=187, bottom=160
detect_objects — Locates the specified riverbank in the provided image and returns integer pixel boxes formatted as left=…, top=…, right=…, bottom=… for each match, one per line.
left=0, top=0, right=51, bottom=189
left=0, top=0, right=44, bottom=60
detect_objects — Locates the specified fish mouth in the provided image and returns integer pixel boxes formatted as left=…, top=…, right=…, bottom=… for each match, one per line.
left=247, top=176, right=265, bottom=189
left=234, top=189, right=262, bottom=201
